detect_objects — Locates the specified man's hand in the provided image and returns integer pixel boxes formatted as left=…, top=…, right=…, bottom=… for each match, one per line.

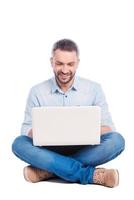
left=28, top=126, right=112, bottom=138
left=28, top=129, right=33, bottom=138
left=101, top=126, right=112, bottom=135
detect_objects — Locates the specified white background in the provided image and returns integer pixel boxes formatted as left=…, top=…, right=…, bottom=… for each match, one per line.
left=0, top=0, right=134, bottom=199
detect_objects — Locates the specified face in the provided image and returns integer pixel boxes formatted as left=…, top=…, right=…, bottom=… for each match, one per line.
left=51, top=49, right=79, bottom=87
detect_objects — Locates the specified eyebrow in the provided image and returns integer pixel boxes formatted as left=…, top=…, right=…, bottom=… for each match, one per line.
left=55, top=61, right=75, bottom=64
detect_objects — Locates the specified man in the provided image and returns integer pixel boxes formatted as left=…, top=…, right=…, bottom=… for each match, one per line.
left=12, top=39, right=125, bottom=187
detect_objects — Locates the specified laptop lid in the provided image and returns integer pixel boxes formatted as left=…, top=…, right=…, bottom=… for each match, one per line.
left=32, top=106, right=101, bottom=146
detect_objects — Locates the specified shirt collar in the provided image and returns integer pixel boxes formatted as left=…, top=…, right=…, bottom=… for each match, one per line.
left=51, top=76, right=78, bottom=94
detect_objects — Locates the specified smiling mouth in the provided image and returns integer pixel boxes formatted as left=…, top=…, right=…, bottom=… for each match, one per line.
left=59, top=73, right=70, bottom=79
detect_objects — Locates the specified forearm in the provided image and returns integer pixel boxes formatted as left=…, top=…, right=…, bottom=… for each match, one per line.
left=28, top=129, right=33, bottom=138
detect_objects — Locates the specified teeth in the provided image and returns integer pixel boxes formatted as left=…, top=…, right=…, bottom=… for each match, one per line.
left=61, top=75, right=68, bottom=78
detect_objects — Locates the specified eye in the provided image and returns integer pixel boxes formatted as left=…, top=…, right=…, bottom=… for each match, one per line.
left=56, top=62, right=63, bottom=66
left=68, top=62, right=75, bottom=67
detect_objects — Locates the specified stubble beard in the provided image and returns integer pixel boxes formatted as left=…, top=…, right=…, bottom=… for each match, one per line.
left=55, top=71, right=75, bottom=85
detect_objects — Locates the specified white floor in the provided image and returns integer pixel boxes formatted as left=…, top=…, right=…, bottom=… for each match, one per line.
left=0, top=1, right=133, bottom=199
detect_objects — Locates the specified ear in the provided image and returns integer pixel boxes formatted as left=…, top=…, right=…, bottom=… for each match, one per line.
left=50, top=57, right=53, bottom=67
left=76, top=59, right=80, bottom=69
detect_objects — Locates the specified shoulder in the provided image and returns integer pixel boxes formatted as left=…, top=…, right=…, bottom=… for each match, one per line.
left=76, top=76, right=101, bottom=91
left=29, top=78, right=53, bottom=95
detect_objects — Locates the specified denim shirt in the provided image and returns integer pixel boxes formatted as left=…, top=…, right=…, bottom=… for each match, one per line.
left=21, top=76, right=115, bottom=135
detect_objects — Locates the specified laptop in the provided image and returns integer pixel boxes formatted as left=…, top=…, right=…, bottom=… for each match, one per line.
left=32, top=106, right=101, bottom=146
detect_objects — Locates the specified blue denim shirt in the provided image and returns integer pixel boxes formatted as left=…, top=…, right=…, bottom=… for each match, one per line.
left=21, top=76, right=115, bottom=135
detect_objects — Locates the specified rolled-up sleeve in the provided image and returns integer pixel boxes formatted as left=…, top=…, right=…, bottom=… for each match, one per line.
left=21, top=87, right=39, bottom=136
left=93, top=84, right=116, bottom=131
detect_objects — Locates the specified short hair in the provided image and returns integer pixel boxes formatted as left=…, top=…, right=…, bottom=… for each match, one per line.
left=52, top=39, right=79, bottom=56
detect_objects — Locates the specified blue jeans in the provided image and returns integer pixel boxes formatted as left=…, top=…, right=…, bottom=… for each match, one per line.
left=12, top=132, right=125, bottom=184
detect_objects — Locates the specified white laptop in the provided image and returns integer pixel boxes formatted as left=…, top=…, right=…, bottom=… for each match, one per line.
left=32, top=106, right=101, bottom=146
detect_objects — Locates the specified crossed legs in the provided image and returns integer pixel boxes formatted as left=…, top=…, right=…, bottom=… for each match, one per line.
left=12, top=132, right=125, bottom=186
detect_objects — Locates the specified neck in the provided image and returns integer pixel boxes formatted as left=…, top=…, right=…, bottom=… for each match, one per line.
left=56, top=78, right=75, bottom=92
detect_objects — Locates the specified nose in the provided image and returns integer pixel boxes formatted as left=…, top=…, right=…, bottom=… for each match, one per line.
left=61, top=65, right=68, bottom=73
